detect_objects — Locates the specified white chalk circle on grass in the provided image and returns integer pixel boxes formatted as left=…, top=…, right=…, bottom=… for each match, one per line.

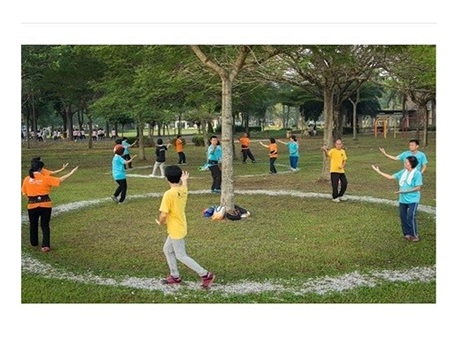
left=21, top=189, right=436, bottom=297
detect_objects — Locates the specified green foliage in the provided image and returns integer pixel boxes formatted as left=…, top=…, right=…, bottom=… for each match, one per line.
left=192, top=135, right=205, bottom=146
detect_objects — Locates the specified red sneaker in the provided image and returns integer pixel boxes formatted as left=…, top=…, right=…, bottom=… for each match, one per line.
left=161, top=275, right=182, bottom=285
left=200, top=272, right=215, bottom=289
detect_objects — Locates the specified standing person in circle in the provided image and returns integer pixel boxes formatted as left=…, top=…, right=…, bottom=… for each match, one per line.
left=278, top=135, right=300, bottom=171
left=150, top=138, right=171, bottom=178
left=371, top=156, right=423, bottom=242
left=175, top=135, right=186, bottom=164
left=379, top=139, right=428, bottom=173
left=239, top=132, right=256, bottom=163
left=322, top=138, right=348, bottom=202
left=259, top=138, right=278, bottom=174
left=207, top=136, right=222, bottom=193
left=21, top=159, right=79, bottom=252
left=122, top=137, right=138, bottom=169
left=112, top=145, right=137, bottom=204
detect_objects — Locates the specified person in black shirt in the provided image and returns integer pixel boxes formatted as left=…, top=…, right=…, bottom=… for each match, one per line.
left=150, top=138, right=171, bottom=178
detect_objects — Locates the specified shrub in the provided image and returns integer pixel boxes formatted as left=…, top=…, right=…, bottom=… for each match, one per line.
left=192, top=135, right=205, bottom=146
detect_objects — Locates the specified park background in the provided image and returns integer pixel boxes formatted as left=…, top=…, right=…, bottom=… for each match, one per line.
left=5, top=1, right=457, bottom=345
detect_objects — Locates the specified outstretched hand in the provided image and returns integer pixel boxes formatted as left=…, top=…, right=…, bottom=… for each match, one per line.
left=71, top=166, right=79, bottom=173
left=181, top=171, right=189, bottom=182
left=379, top=147, right=386, bottom=154
left=62, top=162, right=69, bottom=169
left=371, top=164, right=380, bottom=172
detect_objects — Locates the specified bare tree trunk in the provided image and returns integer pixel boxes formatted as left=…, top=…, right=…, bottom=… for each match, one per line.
left=88, top=112, right=93, bottom=149
left=423, top=104, right=429, bottom=147
left=351, top=87, right=360, bottom=140
left=66, top=105, right=73, bottom=141
left=221, top=77, right=235, bottom=211
left=137, top=117, right=146, bottom=161
left=320, top=87, right=334, bottom=181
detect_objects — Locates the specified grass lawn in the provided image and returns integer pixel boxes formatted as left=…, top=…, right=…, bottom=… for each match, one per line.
left=20, top=132, right=436, bottom=304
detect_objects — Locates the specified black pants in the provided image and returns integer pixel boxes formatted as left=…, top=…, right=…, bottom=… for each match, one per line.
left=114, top=179, right=128, bottom=202
left=122, top=154, right=132, bottom=168
left=242, top=149, right=255, bottom=162
left=209, top=164, right=222, bottom=190
left=331, top=172, right=348, bottom=199
left=178, top=152, right=186, bottom=164
left=269, top=157, right=277, bottom=173
left=28, top=207, right=52, bottom=248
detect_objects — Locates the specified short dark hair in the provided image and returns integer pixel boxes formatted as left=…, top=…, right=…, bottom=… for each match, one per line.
left=122, top=137, right=127, bottom=141
left=406, top=156, right=419, bottom=169
left=157, top=138, right=163, bottom=145
left=115, top=139, right=122, bottom=145
left=269, top=137, right=276, bottom=143
left=210, top=135, right=217, bottom=140
left=165, top=165, right=182, bottom=183
left=290, top=135, right=297, bottom=141
left=409, top=139, right=420, bottom=146
left=176, top=135, right=181, bottom=138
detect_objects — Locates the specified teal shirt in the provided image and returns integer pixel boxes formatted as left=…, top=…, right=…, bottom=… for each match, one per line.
left=397, top=151, right=427, bottom=171
left=122, top=140, right=130, bottom=155
left=207, top=144, right=222, bottom=163
left=112, top=154, right=126, bottom=180
left=286, top=141, right=299, bottom=157
left=392, top=168, right=423, bottom=204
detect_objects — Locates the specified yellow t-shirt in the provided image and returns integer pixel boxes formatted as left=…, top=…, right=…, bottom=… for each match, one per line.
left=159, top=185, right=188, bottom=239
left=327, top=148, right=347, bottom=173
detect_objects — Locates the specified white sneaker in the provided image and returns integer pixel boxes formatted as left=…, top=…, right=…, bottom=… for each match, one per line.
left=338, top=196, right=348, bottom=201
left=149, top=174, right=155, bottom=177
left=332, top=198, right=340, bottom=203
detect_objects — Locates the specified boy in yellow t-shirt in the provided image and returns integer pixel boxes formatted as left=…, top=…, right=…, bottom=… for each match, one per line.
left=156, top=165, right=215, bottom=289
left=321, top=139, right=348, bottom=202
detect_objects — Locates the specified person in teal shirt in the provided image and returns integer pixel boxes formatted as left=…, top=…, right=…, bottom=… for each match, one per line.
left=278, top=135, right=299, bottom=171
left=379, top=139, right=428, bottom=173
left=207, top=136, right=222, bottom=193
left=121, top=137, right=138, bottom=169
left=111, top=145, right=136, bottom=203
left=371, top=156, right=423, bottom=242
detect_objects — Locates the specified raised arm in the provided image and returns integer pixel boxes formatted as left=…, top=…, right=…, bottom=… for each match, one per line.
left=181, top=170, right=189, bottom=188
left=277, top=140, right=287, bottom=145
left=321, top=146, right=329, bottom=158
left=259, top=141, right=269, bottom=148
left=379, top=147, right=398, bottom=161
left=60, top=166, right=79, bottom=182
left=125, top=154, right=137, bottom=164
left=371, top=165, right=394, bottom=180
left=51, top=162, right=69, bottom=175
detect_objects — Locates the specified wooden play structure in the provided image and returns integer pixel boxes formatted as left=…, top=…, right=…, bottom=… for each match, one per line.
left=373, top=115, right=399, bottom=138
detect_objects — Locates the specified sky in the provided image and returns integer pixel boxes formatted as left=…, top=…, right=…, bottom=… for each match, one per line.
left=3, top=1, right=458, bottom=344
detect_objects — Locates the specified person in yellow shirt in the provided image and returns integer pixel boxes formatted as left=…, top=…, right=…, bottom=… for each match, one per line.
left=321, top=139, right=348, bottom=202
left=21, top=159, right=79, bottom=252
left=239, top=132, right=256, bottom=163
left=155, top=165, right=215, bottom=289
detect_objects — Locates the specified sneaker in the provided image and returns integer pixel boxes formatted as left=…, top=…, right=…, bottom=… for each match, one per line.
left=111, top=195, right=119, bottom=203
left=41, top=247, right=51, bottom=252
left=403, top=235, right=412, bottom=241
left=212, top=189, right=221, bottom=193
left=161, top=275, right=182, bottom=285
left=332, top=198, right=340, bottom=203
left=251, top=160, right=256, bottom=163
left=410, top=236, right=420, bottom=242
left=200, top=272, right=215, bottom=289
left=338, top=196, right=348, bottom=201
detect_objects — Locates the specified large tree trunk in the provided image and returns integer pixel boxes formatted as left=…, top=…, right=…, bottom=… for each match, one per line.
left=66, top=105, right=73, bottom=141
left=88, top=112, right=93, bottom=149
left=137, top=117, right=146, bottom=161
left=423, top=103, right=429, bottom=147
left=220, top=77, right=235, bottom=211
left=351, top=87, right=360, bottom=140
left=320, top=87, right=334, bottom=181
